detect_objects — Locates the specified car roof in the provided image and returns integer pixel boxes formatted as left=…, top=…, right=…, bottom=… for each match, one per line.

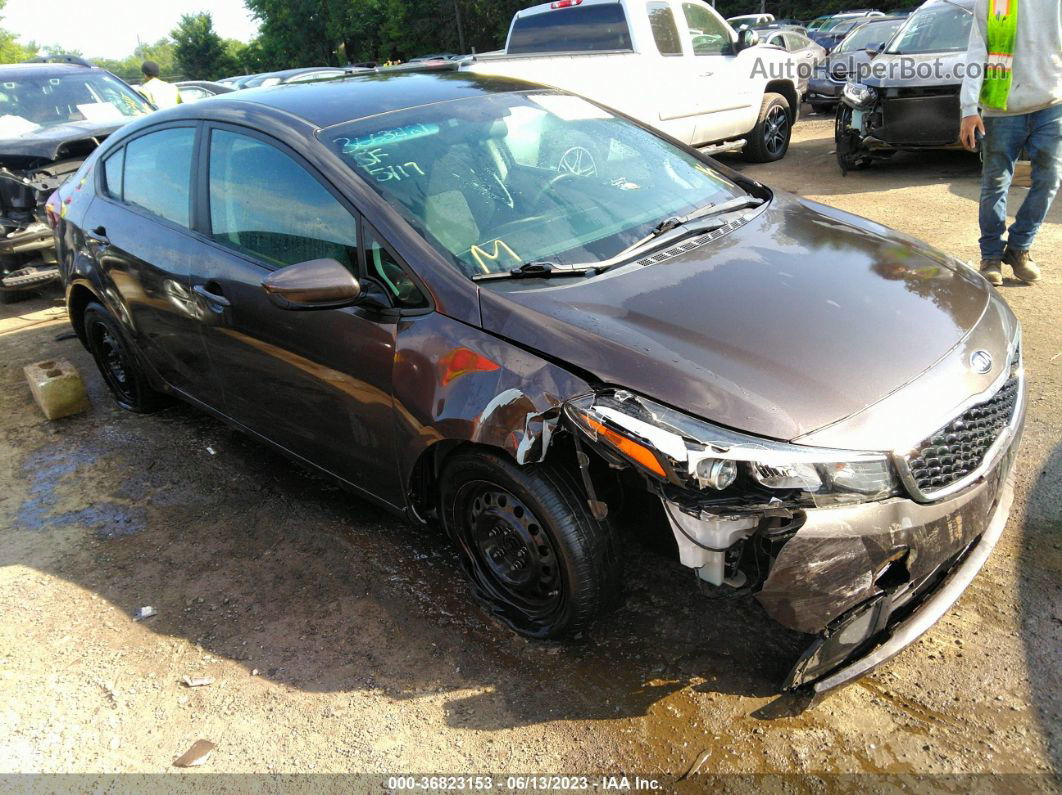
left=0, top=62, right=96, bottom=79
left=197, top=70, right=543, bottom=130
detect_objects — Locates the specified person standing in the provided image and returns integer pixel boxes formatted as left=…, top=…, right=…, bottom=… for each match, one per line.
left=137, top=60, right=181, bottom=110
left=959, top=0, right=1062, bottom=286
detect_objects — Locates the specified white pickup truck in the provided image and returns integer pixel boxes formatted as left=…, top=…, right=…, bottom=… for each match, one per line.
left=459, top=0, right=800, bottom=162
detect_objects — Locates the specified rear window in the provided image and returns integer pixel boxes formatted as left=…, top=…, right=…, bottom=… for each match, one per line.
left=508, top=4, right=633, bottom=54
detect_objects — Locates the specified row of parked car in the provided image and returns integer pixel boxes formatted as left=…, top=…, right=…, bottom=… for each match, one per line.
left=729, top=2, right=981, bottom=173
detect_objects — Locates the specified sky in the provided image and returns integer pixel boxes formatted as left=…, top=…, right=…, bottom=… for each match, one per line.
left=2, top=0, right=260, bottom=59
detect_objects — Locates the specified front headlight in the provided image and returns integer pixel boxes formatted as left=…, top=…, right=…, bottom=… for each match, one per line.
left=565, top=390, right=899, bottom=506
left=842, top=80, right=877, bottom=109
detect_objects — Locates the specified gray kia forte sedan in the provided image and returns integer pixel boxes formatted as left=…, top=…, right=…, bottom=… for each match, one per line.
left=50, top=71, right=1024, bottom=695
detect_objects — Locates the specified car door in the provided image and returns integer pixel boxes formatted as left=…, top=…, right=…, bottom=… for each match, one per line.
left=83, top=123, right=222, bottom=407
left=645, top=0, right=699, bottom=142
left=677, top=1, right=756, bottom=144
left=785, top=32, right=822, bottom=92
left=188, top=124, right=404, bottom=504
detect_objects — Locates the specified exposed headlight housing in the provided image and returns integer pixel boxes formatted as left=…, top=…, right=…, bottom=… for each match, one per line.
left=842, top=80, right=878, bottom=109
left=565, top=390, right=899, bottom=506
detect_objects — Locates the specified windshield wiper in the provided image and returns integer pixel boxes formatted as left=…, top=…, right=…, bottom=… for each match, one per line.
left=616, top=194, right=766, bottom=261
left=471, top=260, right=601, bottom=282
left=471, top=194, right=767, bottom=282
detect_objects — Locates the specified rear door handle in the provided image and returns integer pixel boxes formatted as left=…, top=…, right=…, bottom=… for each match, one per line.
left=193, top=283, right=231, bottom=308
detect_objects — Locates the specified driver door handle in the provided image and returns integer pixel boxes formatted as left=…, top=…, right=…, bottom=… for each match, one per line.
left=193, top=283, right=231, bottom=308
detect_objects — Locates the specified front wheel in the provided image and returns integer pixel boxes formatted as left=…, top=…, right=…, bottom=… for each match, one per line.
left=834, top=105, right=872, bottom=174
left=439, top=449, right=622, bottom=639
left=743, top=93, right=792, bottom=163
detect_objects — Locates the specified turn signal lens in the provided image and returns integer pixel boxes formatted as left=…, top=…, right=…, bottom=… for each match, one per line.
left=585, top=416, right=667, bottom=479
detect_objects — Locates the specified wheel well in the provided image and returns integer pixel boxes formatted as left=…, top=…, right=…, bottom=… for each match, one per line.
left=766, top=80, right=799, bottom=122
left=66, top=283, right=96, bottom=345
left=406, top=434, right=586, bottom=524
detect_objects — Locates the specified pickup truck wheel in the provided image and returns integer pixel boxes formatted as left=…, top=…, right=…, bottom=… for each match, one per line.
left=83, top=301, right=167, bottom=413
left=744, top=93, right=792, bottom=163
left=439, top=449, right=622, bottom=639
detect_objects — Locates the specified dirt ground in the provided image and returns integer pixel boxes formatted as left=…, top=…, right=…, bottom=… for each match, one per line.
left=1, top=113, right=1059, bottom=785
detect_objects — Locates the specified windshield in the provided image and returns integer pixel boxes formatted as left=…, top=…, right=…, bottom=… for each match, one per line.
left=325, top=91, right=741, bottom=277
left=0, top=70, right=150, bottom=136
left=886, top=5, right=973, bottom=54
left=835, top=19, right=902, bottom=53
left=818, top=16, right=852, bottom=32
left=828, top=19, right=861, bottom=36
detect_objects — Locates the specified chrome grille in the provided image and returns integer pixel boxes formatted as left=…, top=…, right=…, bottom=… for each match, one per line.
left=904, top=376, right=1019, bottom=497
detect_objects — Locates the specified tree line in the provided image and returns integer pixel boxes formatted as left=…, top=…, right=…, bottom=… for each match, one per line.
left=0, top=0, right=921, bottom=81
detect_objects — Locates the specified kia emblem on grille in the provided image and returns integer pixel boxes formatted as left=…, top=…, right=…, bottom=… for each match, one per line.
left=970, top=350, right=993, bottom=374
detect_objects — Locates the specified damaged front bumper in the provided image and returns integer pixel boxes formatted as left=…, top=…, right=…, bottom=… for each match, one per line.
left=793, top=471, right=1014, bottom=694
left=561, top=362, right=1025, bottom=693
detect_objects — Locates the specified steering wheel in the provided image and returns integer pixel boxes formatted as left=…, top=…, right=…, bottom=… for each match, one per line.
left=529, top=172, right=581, bottom=212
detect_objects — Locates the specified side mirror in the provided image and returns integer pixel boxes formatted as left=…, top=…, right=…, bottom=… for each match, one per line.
left=736, top=28, right=760, bottom=51
left=866, top=43, right=884, bottom=56
left=261, top=257, right=361, bottom=311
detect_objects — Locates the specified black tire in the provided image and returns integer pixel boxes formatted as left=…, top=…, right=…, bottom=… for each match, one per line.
left=743, top=93, right=792, bottom=163
left=811, top=102, right=835, bottom=115
left=83, top=301, right=166, bottom=412
left=834, top=105, right=873, bottom=174
left=439, top=448, right=622, bottom=639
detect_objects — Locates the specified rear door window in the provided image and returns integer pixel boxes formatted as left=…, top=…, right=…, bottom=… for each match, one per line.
left=207, top=128, right=358, bottom=271
left=102, top=146, right=124, bottom=198
left=647, top=2, right=682, bottom=55
left=508, top=4, right=632, bottom=53
left=122, top=127, right=195, bottom=227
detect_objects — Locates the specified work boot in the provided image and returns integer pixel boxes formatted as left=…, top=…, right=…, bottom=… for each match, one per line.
left=1004, top=246, right=1041, bottom=283
left=979, top=258, right=1003, bottom=286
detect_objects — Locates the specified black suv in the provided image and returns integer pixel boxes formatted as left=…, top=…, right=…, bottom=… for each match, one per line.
left=0, top=56, right=151, bottom=302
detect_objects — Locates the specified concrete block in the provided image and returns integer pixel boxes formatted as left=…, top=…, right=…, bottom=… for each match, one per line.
left=24, top=358, right=90, bottom=420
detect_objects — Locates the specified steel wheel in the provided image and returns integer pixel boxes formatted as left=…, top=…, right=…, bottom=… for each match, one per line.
left=82, top=301, right=166, bottom=413
left=90, top=320, right=138, bottom=406
left=454, top=480, right=565, bottom=633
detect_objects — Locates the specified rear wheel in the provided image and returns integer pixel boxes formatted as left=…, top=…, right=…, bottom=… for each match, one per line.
left=439, top=449, right=621, bottom=639
left=83, top=301, right=167, bottom=413
left=743, top=93, right=792, bottom=163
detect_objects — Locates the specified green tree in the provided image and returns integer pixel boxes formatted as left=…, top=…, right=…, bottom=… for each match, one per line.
left=0, top=0, right=31, bottom=64
left=172, top=12, right=236, bottom=80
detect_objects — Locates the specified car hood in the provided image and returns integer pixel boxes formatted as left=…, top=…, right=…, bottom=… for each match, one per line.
left=861, top=51, right=967, bottom=89
left=478, top=192, right=991, bottom=442
left=0, top=119, right=130, bottom=163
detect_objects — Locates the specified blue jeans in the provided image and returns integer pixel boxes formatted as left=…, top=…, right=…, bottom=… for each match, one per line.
left=979, top=103, right=1062, bottom=260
